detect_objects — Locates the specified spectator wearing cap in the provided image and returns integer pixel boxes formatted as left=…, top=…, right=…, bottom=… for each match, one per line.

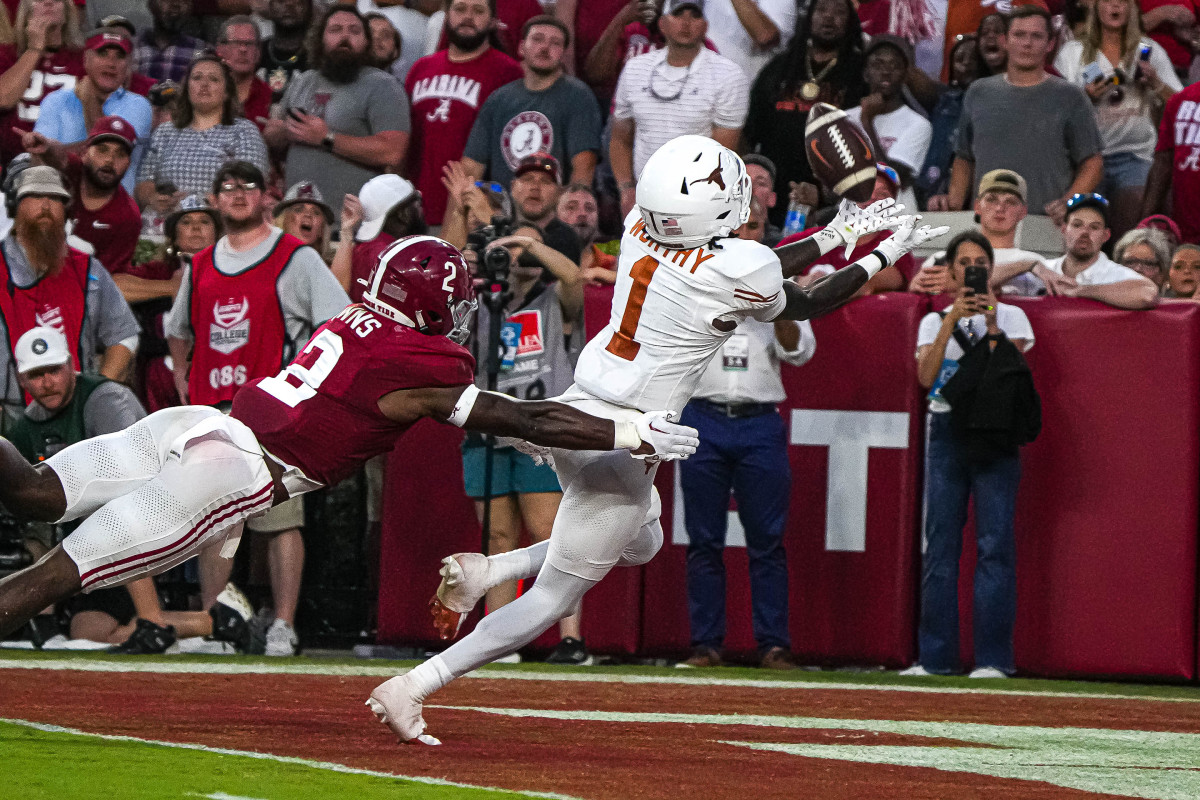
left=678, top=195, right=814, bottom=671
left=909, top=229, right=1037, bottom=679
left=0, top=0, right=86, bottom=167
left=510, top=152, right=582, bottom=264
left=1054, top=0, right=1180, bottom=239
left=931, top=6, right=1104, bottom=225
left=32, top=29, right=151, bottom=196
left=18, top=116, right=142, bottom=276
left=1113, top=227, right=1174, bottom=292
left=135, top=54, right=269, bottom=217
left=87, top=15, right=156, bottom=99
left=993, top=193, right=1159, bottom=308
left=274, top=181, right=335, bottom=263
left=610, top=0, right=749, bottom=217
left=777, top=164, right=917, bottom=293
left=743, top=153, right=783, bottom=247
left=263, top=6, right=412, bottom=216
left=1142, top=75, right=1200, bottom=245
left=1139, top=213, right=1181, bottom=248
left=217, top=16, right=273, bottom=132
left=166, top=160, right=350, bottom=658
left=911, top=169, right=1048, bottom=297
left=404, top=0, right=522, bottom=226
left=0, top=164, right=139, bottom=416
left=132, top=0, right=207, bottom=85
left=335, top=174, right=426, bottom=302
left=846, top=35, right=931, bottom=213
left=121, top=194, right=219, bottom=412
left=461, top=15, right=602, bottom=189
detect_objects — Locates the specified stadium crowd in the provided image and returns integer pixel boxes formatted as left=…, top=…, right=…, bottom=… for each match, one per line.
left=0, top=0, right=1194, bottom=673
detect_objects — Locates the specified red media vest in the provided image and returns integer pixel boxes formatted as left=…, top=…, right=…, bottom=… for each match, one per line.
left=0, top=246, right=90, bottom=369
left=188, top=233, right=304, bottom=405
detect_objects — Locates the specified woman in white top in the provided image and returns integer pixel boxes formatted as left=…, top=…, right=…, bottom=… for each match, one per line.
left=1054, top=0, right=1180, bottom=237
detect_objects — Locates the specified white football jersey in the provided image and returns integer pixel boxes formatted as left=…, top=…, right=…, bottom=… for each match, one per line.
left=574, top=210, right=788, bottom=413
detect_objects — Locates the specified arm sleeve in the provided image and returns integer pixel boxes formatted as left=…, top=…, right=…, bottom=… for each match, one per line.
left=83, top=382, right=147, bottom=437
left=565, top=81, right=603, bottom=159
left=88, top=260, right=140, bottom=346
left=1053, top=41, right=1084, bottom=84
left=724, top=248, right=788, bottom=323
left=462, top=94, right=495, bottom=166
left=365, top=72, right=411, bottom=134
left=916, top=311, right=943, bottom=349
left=32, top=90, right=64, bottom=139
left=713, top=61, right=751, bottom=129
left=1150, top=40, right=1183, bottom=90
left=163, top=261, right=193, bottom=340
left=284, top=246, right=351, bottom=328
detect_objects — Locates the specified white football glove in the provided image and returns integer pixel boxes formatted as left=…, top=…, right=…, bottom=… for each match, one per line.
left=628, top=410, right=699, bottom=462
left=875, top=216, right=952, bottom=264
left=826, top=198, right=907, bottom=258
left=496, top=437, right=554, bottom=467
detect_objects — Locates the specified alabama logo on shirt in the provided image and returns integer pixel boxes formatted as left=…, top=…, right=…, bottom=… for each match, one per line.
left=506, top=309, right=544, bottom=356
left=501, top=111, right=554, bottom=170
left=210, top=297, right=251, bottom=355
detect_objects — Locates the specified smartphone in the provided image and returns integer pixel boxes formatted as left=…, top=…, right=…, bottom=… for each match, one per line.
left=1081, top=61, right=1105, bottom=84
left=964, top=265, right=990, bottom=297
left=1139, top=44, right=1152, bottom=61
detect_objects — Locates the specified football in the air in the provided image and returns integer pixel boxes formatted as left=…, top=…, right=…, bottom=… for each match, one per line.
left=804, top=103, right=877, bottom=204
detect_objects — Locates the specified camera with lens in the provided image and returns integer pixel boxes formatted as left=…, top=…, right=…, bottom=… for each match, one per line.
left=464, top=215, right=514, bottom=286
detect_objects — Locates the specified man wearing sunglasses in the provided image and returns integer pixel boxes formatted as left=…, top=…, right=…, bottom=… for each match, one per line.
left=164, top=160, right=351, bottom=655
left=991, top=193, right=1158, bottom=309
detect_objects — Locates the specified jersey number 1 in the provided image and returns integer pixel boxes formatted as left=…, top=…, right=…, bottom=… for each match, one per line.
left=605, top=256, right=659, bottom=361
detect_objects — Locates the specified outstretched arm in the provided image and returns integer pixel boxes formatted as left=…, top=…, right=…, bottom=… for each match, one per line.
left=775, top=217, right=951, bottom=321
left=776, top=199, right=906, bottom=279
left=377, top=385, right=699, bottom=460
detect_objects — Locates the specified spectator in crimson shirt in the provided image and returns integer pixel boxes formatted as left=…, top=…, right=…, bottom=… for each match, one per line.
left=405, top=0, right=522, bottom=225
left=0, top=0, right=85, bottom=166
left=1140, top=0, right=1199, bottom=77
left=17, top=116, right=141, bottom=277
left=776, top=165, right=917, bottom=293
left=332, top=173, right=427, bottom=303
left=1143, top=79, right=1200, bottom=243
left=216, top=16, right=273, bottom=131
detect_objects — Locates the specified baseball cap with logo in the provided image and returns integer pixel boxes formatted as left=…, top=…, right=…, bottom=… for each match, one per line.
left=86, top=28, right=132, bottom=55
left=976, top=169, right=1027, bottom=204
left=513, top=152, right=561, bottom=184
left=357, top=174, right=419, bottom=242
left=14, top=326, right=71, bottom=374
left=87, top=115, right=136, bottom=152
left=664, top=0, right=705, bottom=14
left=274, top=180, right=335, bottom=225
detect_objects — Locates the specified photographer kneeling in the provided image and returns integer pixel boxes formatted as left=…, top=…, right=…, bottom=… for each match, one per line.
left=907, top=231, right=1039, bottom=679
left=461, top=222, right=590, bottom=665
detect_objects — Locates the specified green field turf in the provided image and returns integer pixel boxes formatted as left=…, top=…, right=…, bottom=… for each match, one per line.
left=0, top=719, right=548, bottom=800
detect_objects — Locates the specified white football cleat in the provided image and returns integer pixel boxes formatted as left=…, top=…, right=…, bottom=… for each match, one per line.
left=429, top=553, right=490, bottom=640
left=366, top=674, right=441, bottom=745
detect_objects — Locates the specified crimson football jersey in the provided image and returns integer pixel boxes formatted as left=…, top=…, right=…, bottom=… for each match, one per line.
left=230, top=303, right=476, bottom=487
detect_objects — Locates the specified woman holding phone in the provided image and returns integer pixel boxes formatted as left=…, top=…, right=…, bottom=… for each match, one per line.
left=135, top=54, right=269, bottom=214
left=1054, top=0, right=1179, bottom=238
left=908, top=230, right=1035, bottom=680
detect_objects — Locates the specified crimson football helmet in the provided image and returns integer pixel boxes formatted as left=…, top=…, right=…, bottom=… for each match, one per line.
left=360, top=235, right=476, bottom=343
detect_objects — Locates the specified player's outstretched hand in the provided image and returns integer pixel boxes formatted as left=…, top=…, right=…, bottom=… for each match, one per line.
left=631, top=411, right=699, bottom=461
left=826, top=198, right=907, bottom=258
left=876, top=216, right=952, bottom=263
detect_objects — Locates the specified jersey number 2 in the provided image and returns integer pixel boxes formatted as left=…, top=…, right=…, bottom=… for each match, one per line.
left=258, top=330, right=344, bottom=408
left=605, top=256, right=659, bottom=361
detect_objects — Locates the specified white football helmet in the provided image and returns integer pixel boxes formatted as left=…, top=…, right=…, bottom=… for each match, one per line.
left=636, top=135, right=752, bottom=249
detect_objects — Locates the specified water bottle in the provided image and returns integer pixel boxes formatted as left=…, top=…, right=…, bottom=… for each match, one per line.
left=782, top=198, right=811, bottom=237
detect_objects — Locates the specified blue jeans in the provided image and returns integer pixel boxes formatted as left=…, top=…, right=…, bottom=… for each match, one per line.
left=919, top=412, right=1021, bottom=674
left=678, top=401, right=792, bottom=653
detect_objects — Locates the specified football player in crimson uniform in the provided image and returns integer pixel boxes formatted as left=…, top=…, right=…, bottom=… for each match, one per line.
left=0, top=236, right=701, bottom=642
left=368, top=135, right=948, bottom=745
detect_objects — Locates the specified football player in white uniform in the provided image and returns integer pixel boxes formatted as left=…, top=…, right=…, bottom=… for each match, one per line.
left=367, top=135, right=948, bottom=745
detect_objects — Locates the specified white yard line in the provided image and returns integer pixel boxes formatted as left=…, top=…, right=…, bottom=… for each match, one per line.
left=1, top=717, right=582, bottom=800
left=1, top=656, right=1198, bottom=704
